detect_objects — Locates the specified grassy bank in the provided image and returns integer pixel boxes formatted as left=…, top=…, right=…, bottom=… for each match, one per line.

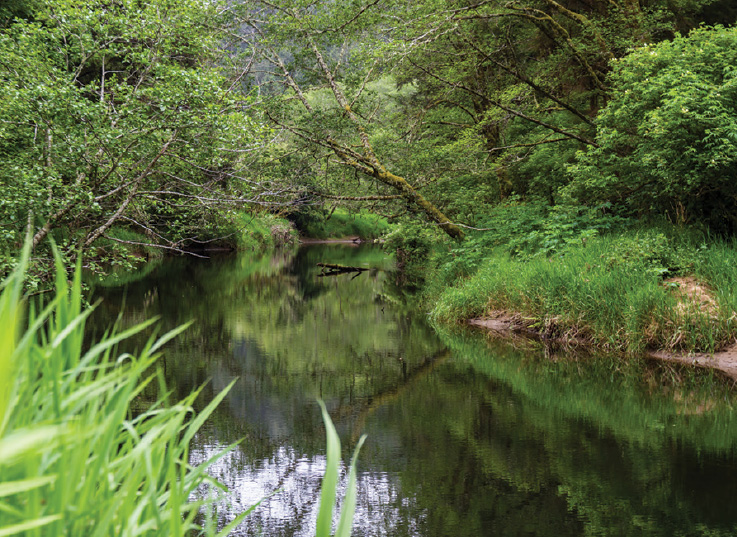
left=1, top=211, right=298, bottom=292
left=228, top=211, right=298, bottom=251
left=294, top=208, right=391, bottom=240
left=417, top=223, right=737, bottom=355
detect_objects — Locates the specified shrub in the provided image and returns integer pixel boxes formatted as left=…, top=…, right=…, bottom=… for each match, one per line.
left=569, top=25, right=737, bottom=233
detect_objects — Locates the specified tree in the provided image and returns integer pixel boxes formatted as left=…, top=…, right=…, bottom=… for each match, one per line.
left=226, top=0, right=720, bottom=239
left=227, top=0, right=466, bottom=239
left=0, top=0, right=274, bottom=261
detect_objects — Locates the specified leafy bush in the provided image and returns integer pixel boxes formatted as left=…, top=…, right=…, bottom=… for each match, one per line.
left=569, top=25, right=737, bottom=233
left=231, top=211, right=297, bottom=250
left=383, top=219, right=443, bottom=285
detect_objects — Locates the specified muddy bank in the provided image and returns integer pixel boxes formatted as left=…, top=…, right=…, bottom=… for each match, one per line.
left=648, top=347, right=737, bottom=381
left=468, top=313, right=737, bottom=382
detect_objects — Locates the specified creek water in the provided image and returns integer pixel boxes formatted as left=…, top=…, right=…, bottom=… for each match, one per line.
left=89, top=243, right=737, bottom=537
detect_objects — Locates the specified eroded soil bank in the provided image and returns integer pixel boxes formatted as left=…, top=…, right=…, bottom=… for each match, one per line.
left=468, top=275, right=737, bottom=381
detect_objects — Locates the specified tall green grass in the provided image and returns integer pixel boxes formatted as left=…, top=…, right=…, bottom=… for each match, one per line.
left=0, top=243, right=248, bottom=536
left=0, top=242, right=364, bottom=536
left=430, top=230, right=737, bottom=354
left=300, top=209, right=391, bottom=240
left=232, top=212, right=297, bottom=251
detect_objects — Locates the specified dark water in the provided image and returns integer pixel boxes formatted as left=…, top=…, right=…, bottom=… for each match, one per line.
left=89, top=244, right=737, bottom=537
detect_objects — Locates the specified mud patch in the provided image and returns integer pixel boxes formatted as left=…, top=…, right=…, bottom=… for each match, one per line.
left=648, top=344, right=737, bottom=381
left=468, top=311, right=523, bottom=332
left=468, top=311, right=587, bottom=347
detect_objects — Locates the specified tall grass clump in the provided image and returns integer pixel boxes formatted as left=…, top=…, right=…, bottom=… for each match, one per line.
left=232, top=211, right=297, bottom=250
left=0, top=242, right=365, bottom=536
left=299, top=208, right=391, bottom=240
left=430, top=227, right=737, bottom=354
left=0, top=243, right=247, bottom=537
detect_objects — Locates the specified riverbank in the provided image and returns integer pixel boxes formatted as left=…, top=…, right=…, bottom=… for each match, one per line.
left=416, top=223, right=737, bottom=377
left=467, top=312, right=737, bottom=381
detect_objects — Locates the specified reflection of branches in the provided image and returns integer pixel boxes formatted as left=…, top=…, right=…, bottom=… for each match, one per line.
left=329, top=348, right=452, bottom=443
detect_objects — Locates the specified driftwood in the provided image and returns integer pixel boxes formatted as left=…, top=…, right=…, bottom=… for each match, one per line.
left=316, top=262, right=369, bottom=277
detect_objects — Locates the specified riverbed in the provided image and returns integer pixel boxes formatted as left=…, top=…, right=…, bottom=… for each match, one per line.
left=89, top=243, right=737, bottom=537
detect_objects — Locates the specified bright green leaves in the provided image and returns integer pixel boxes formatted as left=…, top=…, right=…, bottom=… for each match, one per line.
left=315, top=400, right=366, bottom=537
left=0, top=245, right=241, bottom=536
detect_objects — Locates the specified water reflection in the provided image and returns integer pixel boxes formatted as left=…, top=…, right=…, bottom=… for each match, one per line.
left=89, top=245, right=737, bottom=537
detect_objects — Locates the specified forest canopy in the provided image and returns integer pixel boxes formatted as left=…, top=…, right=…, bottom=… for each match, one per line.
left=1, top=0, right=736, bottom=273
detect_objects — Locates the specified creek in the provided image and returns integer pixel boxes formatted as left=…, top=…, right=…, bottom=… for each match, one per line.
left=89, top=243, right=737, bottom=537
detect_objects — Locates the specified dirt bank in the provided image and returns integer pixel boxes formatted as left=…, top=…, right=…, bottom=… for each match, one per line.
left=467, top=276, right=737, bottom=382
left=469, top=313, right=737, bottom=381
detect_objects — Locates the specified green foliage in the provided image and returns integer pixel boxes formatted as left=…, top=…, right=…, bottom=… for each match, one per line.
left=426, top=200, right=629, bottom=288
left=383, top=219, right=444, bottom=285
left=297, top=208, right=391, bottom=240
left=226, top=211, right=298, bottom=251
left=0, top=0, right=39, bottom=25
left=569, top=25, right=737, bottom=233
left=0, top=0, right=269, bottom=267
left=0, top=246, right=249, bottom=536
left=430, top=226, right=737, bottom=354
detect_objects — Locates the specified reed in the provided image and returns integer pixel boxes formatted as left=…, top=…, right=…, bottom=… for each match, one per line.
left=0, top=244, right=243, bottom=536
left=315, top=400, right=366, bottom=537
left=0, top=242, right=364, bottom=536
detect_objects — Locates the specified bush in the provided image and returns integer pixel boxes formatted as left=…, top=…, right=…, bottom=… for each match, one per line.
left=569, top=25, right=737, bottom=233
left=383, top=219, right=444, bottom=285
left=227, top=211, right=298, bottom=251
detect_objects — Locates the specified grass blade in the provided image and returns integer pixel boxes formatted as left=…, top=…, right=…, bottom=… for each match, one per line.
left=315, top=400, right=341, bottom=537
left=335, top=434, right=367, bottom=537
left=0, top=515, right=63, bottom=537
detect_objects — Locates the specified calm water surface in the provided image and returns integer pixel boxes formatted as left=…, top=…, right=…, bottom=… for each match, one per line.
left=89, top=244, right=737, bottom=537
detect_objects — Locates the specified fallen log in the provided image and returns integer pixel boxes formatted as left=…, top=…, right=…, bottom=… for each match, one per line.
left=316, top=262, right=369, bottom=276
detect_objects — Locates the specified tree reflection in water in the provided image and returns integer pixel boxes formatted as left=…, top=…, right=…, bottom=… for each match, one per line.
left=90, top=244, right=737, bottom=537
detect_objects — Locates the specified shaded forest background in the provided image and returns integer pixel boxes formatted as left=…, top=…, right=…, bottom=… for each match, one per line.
left=1, top=0, right=737, bottom=278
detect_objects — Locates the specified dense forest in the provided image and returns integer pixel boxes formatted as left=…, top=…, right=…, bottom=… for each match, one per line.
left=2, top=0, right=736, bottom=260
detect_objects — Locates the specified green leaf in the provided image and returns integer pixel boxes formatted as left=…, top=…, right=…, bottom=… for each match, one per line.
left=315, top=399, right=340, bottom=537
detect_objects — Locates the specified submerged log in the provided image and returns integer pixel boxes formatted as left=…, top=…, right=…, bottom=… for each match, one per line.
left=316, top=262, right=369, bottom=276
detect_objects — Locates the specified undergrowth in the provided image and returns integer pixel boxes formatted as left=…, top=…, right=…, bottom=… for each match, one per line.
left=297, top=208, right=391, bottom=240
left=411, top=210, right=737, bottom=354
left=230, top=211, right=298, bottom=251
